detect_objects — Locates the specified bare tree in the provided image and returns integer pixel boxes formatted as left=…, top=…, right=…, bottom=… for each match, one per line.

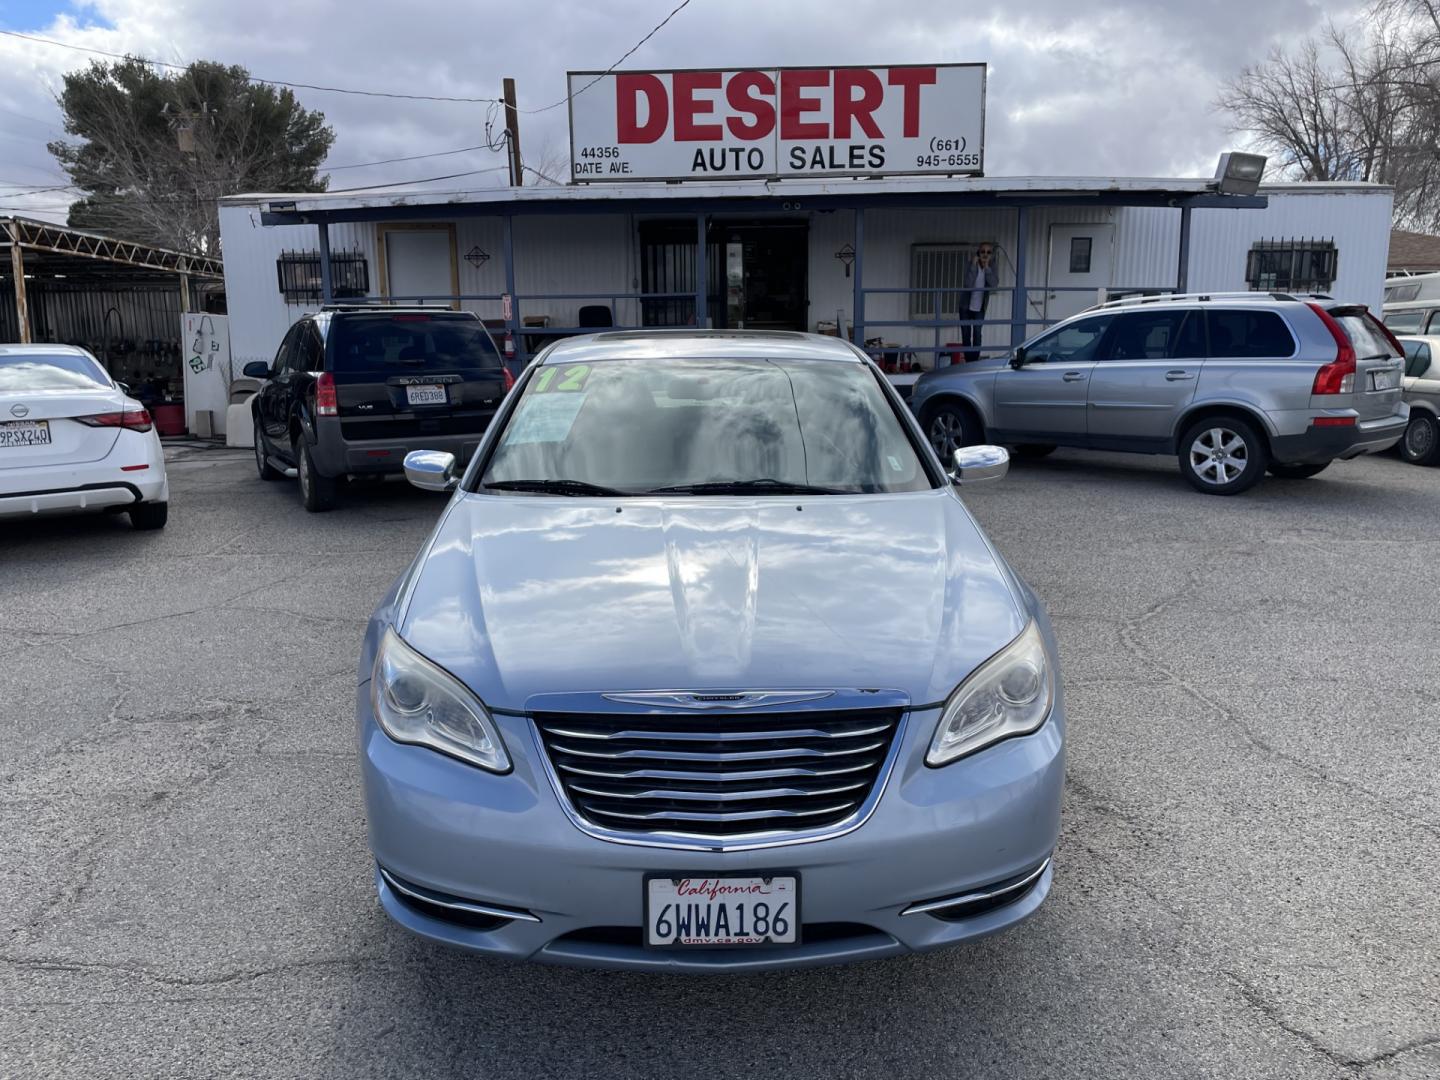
left=1217, top=1, right=1440, bottom=230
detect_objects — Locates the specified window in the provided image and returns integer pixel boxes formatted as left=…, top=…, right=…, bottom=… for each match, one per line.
left=294, top=325, right=325, bottom=372
left=1403, top=340, right=1431, bottom=378
left=482, top=358, right=932, bottom=495
left=1206, top=310, right=1296, bottom=358
left=1069, top=236, right=1092, bottom=274
left=329, top=313, right=501, bottom=372
left=1385, top=282, right=1422, bottom=303
left=910, top=243, right=996, bottom=317
left=1099, top=311, right=1199, bottom=361
left=1024, top=314, right=1116, bottom=364
left=1245, top=239, right=1337, bottom=293
left=1427, top=311, right=1440, bottom=334
left=272, top=323, right=302, bottom=374
left=0, top=351, right=110, bottom=391
left=275, top=250, right=370, bottom=304
left=1384, top=310, right=1426, bottom=334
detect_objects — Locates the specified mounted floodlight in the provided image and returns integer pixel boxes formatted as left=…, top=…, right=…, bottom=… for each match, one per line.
left=1214, top=152, right=1267, bottom=195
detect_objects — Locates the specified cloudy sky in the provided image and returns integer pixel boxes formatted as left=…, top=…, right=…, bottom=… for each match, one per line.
left=0, top=0, right=1353, bottom=223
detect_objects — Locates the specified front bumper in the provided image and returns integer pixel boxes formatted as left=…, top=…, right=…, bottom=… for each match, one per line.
left=358, top=685, right=1065, bottom=972
left=1270, top=409, right=1409, bottom=464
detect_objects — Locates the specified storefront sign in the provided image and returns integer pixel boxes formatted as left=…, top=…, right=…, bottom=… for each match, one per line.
left=567, top=64, right=985, bottom=182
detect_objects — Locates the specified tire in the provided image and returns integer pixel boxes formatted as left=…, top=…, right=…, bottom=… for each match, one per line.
left=924, top=401, right=982, bottom=462
left=1012, top=443, right=1057, bottom=459
left=253, top=423, right=281, bottom=481
left=1400, top=412, right=1440, bottom=466
left=1178, top=416, right=1269, bottom=495
left=296, top=437, right=337, bottom=512
left=1267, top=462, right=1330, bottom=479
left=128, top=501, right=168, bottom=530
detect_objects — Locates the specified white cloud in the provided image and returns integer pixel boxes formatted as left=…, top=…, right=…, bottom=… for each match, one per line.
left=0, top=0, right=1336, bottom=225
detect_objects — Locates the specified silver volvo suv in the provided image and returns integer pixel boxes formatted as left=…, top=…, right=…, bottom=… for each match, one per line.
left=908, top=293, right=1410, bottom=494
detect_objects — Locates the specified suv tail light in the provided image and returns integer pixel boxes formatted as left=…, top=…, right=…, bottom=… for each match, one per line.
left=75, top=407, right=153, bottom=433
left=316, top=371, right=338, bottom=417
left=502, top=367, right=515, bottom=393
left=1307, top=303, right=1356, bottom=395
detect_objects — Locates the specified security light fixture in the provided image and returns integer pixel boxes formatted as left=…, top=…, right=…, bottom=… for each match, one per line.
left=1214, top=152, right=1267, bottom=196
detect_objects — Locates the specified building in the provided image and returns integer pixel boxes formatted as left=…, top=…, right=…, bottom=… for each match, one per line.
left=216, top=64, right=1394, bottom=375
left=1387, top=228, right=1440, bottom=276
left=218, top=178, right=1392, bottom=375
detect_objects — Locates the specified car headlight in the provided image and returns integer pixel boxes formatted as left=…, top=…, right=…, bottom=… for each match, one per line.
left=927, top=619, right=1053, bottom=766
left=370, top=627, right=510, bottom=773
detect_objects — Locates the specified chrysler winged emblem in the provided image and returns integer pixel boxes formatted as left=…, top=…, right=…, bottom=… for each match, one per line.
left=600, top=690, right=835, bottom=710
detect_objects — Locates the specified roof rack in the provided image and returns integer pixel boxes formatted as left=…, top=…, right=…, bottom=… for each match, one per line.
left=1095, top=291, right=1334, bottom=310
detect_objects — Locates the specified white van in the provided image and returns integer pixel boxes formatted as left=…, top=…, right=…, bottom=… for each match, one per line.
left=1383, top=273, right=1440, bottom=334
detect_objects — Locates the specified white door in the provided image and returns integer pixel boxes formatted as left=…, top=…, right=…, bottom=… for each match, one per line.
left=385, top=229, right=454, bottom=302
left=1045, top=224, right=1114, bottom=321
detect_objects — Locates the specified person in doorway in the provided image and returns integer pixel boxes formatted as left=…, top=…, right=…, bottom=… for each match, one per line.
left=957, top=243, right=998, bottom=362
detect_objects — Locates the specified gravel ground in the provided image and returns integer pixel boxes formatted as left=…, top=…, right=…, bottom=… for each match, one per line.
left=1, top=443, right=1436, bottom=1079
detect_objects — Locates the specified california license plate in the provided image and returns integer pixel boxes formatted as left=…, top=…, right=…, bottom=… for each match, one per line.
left=1371, top=368, right=1401, bottom=390
left=405, top=384, right=447, bottom=406
left=645, top=874, right=799, bottom=948
left=0, top=419, right=50, bottom=447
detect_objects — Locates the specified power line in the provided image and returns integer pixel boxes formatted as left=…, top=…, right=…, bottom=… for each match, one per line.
left=0, top=28, right=501, bottom=104
left=325, top=144, right=493, bottom=171
left=324, top=168, right=509, bottom=195
left=518, top=0, right=698, bottom=114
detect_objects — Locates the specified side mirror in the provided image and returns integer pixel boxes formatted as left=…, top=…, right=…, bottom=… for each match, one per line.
left=242, top=361, right=271, bottom=379
left=950, top=445, right=1010, bottom=486
left=1009, top=347, right=1028, bottom=369
left=404, top=450, right=458, bottom=493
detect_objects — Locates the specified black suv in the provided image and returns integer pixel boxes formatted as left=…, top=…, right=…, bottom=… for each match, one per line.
left=243, top=308, right=512, bottom=511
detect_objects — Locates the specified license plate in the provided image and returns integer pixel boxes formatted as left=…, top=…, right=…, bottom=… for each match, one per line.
left=0, top=420, right=50, bottom=447
left=405, top=384, right=447, bottom=406
left=645, top=874, right=799, bottom=948
left=1371, top=368, right=1401, bottom=390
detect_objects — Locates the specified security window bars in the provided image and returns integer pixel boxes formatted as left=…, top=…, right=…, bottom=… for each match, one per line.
left=276, top=250, right=369, bottom=304
left=911, top=243, right=990, bottom=318
left=1245, top=239, right=1337, bottom=293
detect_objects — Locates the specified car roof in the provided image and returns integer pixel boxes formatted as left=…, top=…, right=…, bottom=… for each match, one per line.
left=0, top=343, right=95, bottom=357
left=536, top=329, right=866, bottom=365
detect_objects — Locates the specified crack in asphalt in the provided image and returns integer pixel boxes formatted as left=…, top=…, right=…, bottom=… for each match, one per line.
left=0, top=952, right=387, bottom=990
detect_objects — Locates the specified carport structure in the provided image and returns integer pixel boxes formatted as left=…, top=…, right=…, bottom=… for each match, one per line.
left=238, top=175, right=1269, bottom=370
left=1, top=214, right=222, bottom=351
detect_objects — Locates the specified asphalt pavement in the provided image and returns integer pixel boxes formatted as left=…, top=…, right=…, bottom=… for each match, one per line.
left=2, top=444, right=1437, bottom=1079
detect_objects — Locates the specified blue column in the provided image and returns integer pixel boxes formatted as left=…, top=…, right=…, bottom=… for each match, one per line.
left=852, top=208, right=864, bottom=345
left=694, top=214, right=707, bottom=328
left=1011, top=205, right=1028, bottom=346
left=1176, top=205, right=1193, bottom=293
left=317, top=222, right=333, bottom=305
left=503, top=215, right=519, bottom=369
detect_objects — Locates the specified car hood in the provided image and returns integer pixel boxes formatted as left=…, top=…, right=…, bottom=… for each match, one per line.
left=399, top=490, right=1027, bottom=710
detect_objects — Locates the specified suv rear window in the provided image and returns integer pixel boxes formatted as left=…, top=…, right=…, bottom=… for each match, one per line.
left=329, top=314, right=500, bottom=372
left=1206, top=310, right=1296, bottom=358
left=1330, top=310, right=1400, bottom=360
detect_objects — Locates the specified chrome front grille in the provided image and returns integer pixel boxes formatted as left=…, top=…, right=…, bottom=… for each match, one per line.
left=534, top=705, right=905, bottom=842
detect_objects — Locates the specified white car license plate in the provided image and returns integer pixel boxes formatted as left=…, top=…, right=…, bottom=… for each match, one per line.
left=645, top=875, right=799, bottom=948
left=1371, top=368, right=1401, bottom=390
left=0, top=419, right=50, bottom=447
left=405, top=384, right=447, bottom=406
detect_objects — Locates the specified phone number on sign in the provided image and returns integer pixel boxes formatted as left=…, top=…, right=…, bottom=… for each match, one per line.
left=916, top=153, right=981, bottom=169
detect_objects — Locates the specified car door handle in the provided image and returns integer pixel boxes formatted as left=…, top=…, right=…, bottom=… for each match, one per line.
left=1165, top=370, right=1196, bottom=381
left=1062, top=371, right=1085, bottom=382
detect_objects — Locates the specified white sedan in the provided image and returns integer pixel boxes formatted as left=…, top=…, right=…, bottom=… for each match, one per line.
left=0, top=344, right=169, bottom=529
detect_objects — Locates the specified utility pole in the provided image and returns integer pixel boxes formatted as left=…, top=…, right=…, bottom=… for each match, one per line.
left=502, top=78, right=523, bottom=186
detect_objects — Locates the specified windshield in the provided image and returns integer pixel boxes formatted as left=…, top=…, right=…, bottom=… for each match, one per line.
left=479, top=357, right=934, bottom=495
left=0, top=353, right=110, bottom=391
left=329, top=313, right=501, bottom=372
left=1383, top=310, right=1425, bottom=334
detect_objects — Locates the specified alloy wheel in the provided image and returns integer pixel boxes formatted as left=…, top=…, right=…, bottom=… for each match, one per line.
left=1189, top=426, right=1248, bottom=485
left=928, top=411, right=965, bottom=457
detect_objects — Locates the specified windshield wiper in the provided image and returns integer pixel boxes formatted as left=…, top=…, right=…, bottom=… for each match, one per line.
left=645, top=478, right=848, bottom=495
left=483, top=479, right=631, bottom=497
